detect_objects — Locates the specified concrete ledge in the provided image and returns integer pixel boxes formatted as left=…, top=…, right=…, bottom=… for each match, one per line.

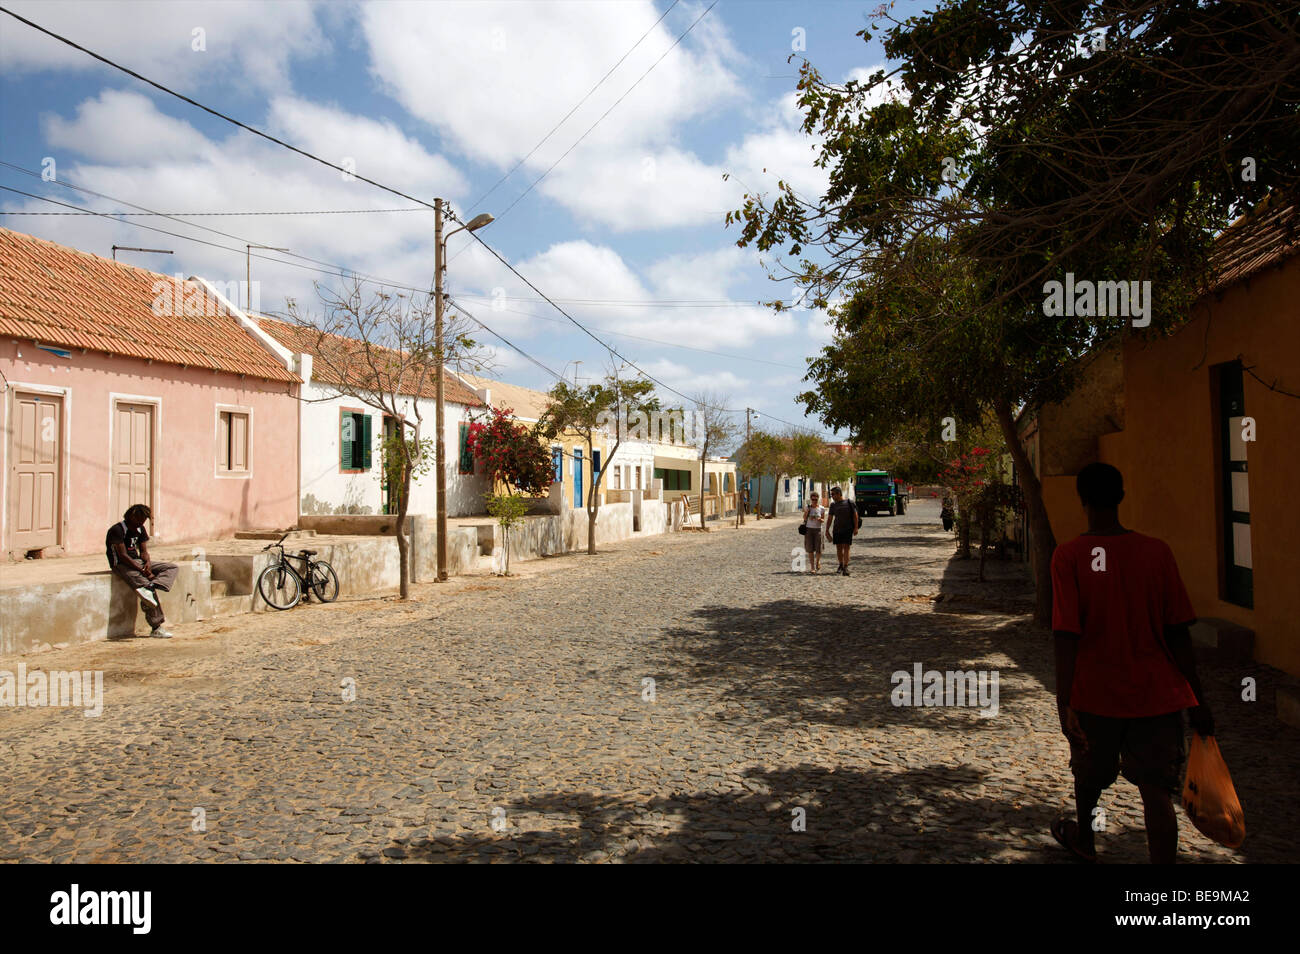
left=1278, top=687, right=1300, bottom=730
left=298, top=515, right=401, bottom=536
left=1190, top=617, right=1255, bottom=663
left=0, top=561, right=212, bottom=655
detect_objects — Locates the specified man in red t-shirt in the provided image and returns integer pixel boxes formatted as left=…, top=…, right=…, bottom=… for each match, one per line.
left=1049, top=462, right=1214, bottom=863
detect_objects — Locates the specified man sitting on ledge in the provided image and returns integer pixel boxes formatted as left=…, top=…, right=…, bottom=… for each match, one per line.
left=107, top=504, right=178, bottom=639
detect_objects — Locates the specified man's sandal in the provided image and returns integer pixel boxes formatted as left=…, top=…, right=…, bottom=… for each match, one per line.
left=1051, top=816, right=1097, bottom=863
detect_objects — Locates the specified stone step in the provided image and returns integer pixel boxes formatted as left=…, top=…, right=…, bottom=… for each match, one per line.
left=209, top=579, right=230, bottom=599
left=233, top=529, right=317, bottom=540
left=211, top=594, right=254, bottom=617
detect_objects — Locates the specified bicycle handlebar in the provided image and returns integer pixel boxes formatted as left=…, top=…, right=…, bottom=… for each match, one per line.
left=262, top=531, right=290, bottom=551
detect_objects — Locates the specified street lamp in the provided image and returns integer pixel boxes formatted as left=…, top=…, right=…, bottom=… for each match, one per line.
left=434, top=201, right=494, bottom=581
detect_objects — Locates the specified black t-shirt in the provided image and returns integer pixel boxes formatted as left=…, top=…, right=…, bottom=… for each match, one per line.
left=106, top=521, right=148, bottom=568
left=827, top=499, right=856, bottom=529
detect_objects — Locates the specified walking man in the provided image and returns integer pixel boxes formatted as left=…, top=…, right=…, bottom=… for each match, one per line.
left=1049, top=463, right=1213, bottom=863
left=825, top=486, right=860, bottom=575
left=107, top=504, right=179, bottom=638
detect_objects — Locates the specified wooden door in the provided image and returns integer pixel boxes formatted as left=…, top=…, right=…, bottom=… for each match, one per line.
left=9, top=392, right=62, bottom=552
left=111, top=403, right=153, bottom=521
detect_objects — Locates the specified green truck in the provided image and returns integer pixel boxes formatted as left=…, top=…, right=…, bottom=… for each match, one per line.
left=854, top=470, right=907, bottom=516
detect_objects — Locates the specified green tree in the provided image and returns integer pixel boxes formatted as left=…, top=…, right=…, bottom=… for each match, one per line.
left=485, top=492, right=528, bottom=576
left=734, top=430, right=784, bottom=517
left=728, top=2, right=1299, bottom=622
left=539, top=370, right=658, bottom=554
left=288, top=279, right=483, bottom=599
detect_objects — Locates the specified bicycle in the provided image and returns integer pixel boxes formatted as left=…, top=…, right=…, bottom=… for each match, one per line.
left=256, top=532, right=340, bottom=610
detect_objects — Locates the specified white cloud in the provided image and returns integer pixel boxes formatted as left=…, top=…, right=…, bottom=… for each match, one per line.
left=6, top=88, right=465, bottom=319
left=0, top=0, right=326, bottom=93
left=42, top=90, right=209, bottom=164
left=360, top=0, right=748, bottom=230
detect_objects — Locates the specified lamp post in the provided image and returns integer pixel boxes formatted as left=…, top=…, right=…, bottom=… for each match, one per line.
left=434, top=200, right=494, bottom=582
left=246, top=244, right=289, bottom=312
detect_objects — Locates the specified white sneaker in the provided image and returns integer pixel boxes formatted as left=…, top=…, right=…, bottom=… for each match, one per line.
left=135, top=586, right=159, bottom=608
left=149, top=627, right=173, bottom=639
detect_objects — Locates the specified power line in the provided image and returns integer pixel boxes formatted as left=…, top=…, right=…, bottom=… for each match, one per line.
left=0, top=5, right=444, bottom=210
left=3, top=185, right=822, bottom=435
left=488, top=302, right=804, bottom=369
left=464, top=0, right=680, bottom=217
left=0, top=206, right=431, bottom=216
left=0, top=163, right=433, bottom=291
left=495, top=0, right=718, bottom=222
left=444, top=296, right=568, bottom=383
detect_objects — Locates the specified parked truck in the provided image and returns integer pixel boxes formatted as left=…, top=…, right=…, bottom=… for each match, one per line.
left=854, top=470, right=906, bottom=516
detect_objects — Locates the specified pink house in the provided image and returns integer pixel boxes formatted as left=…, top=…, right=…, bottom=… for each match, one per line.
left=0, top=227, right=301, bottom=558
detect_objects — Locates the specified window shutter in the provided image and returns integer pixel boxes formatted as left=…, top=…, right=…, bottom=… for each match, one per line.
left=552, top=446, right=563, bottom=482
left=341, top=412, right=355, bottom=469
left=458, top=422, right=474, bottom=474
left=360, top=414, right=373, bottom=470
left=218, top=412, right=230, bottom=470
left=593, top=449, right=601, bottom=485
left=232, top=414, right=248, bottom=470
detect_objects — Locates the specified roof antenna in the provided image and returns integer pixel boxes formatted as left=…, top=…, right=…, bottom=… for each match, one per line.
left=112, top=245, right=173, bottom=262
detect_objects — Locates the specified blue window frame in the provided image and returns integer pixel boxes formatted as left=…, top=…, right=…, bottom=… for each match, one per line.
left=552, top=446, right=563, bottom=482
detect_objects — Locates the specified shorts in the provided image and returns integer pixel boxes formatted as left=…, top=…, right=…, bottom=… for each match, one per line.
left=803, top=528, right=822, bottom=553
left=1069, top=710, right=1186, bottom=794
left=831, top=527, right=853, bottom=546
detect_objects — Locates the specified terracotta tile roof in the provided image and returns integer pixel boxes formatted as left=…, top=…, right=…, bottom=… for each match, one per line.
left=1210, top=202, right=1300, bottom=292
left=0, top=227, right=298, bottom=382
left=458, top=372, right=553, bottom=421
left=258, top=316, right=483, bottom=407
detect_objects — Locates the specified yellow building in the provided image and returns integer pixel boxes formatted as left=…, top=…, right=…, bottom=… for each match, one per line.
left=1020, top=205, right=1300, bottom=682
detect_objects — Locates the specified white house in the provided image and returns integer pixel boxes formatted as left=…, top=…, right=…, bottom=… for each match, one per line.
left=259, top=317, right=491, bottom=517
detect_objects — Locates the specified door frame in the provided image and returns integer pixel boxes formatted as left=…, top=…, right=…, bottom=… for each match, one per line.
left=108, top=392, right=161, bottom=533
left=573, top=447, right=584, bottom=509
left=4, top=381, right=71, bottom=557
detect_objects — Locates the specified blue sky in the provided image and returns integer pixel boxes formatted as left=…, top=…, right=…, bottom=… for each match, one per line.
left=0, top=0, right=913, bottom=441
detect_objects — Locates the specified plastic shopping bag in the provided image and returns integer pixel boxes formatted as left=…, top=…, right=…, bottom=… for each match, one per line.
left=1181, top=734, right=1246, bottom=848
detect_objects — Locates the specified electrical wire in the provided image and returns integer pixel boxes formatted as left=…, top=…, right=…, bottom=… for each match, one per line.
left=464, top=0, right=680, bottom=216
left=494, top=0, right=718, bottom=222
left=0, top=5, right=444, bottom=210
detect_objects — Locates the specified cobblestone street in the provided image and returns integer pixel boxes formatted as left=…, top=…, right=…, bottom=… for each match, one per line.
left=1, top=500, right=1295, bottom=863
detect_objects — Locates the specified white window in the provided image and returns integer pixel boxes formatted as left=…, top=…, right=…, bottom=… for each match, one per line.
left=218, top=410, right=250, bottom=472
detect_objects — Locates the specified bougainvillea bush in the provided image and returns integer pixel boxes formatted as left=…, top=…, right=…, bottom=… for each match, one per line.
left=465, top=405, right=554, bottom=496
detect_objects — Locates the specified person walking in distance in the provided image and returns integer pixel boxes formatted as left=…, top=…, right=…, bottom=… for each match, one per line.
left=802, top=491, right=827, bottom=574
left=825, top=486, right=860, bottom=575
left=107, top=504, right=179, bottom=638
left=1049, top=463, right=1213, bottom=864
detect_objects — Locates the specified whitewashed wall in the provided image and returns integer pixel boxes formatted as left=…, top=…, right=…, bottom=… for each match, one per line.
left=298, top=380, right=491, bottom=517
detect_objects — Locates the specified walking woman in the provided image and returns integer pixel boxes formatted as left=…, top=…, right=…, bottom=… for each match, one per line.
left=803, top=491, right=827, bottom=573
left=825, top=486, right=860, bottom=575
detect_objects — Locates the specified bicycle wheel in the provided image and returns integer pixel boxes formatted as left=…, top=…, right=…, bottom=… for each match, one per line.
left=308, top=561, right=339, bottom=603
left=257, top=562, right=301, bottom=610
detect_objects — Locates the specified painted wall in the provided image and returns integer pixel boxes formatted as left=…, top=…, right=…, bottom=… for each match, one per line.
left=297, top=380, right=491, bottom=518
left=1037, top=258, right=1299, bottom=676
left=1, top=342, right=298, bottom=557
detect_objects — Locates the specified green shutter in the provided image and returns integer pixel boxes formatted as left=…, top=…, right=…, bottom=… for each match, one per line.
left=459, top=422, right=474, bottom=474
left=341, top=412, right=355, bottom=469
left=360, top=414, right=373, bottom=470
left=683, top=469, right=690, bottom=490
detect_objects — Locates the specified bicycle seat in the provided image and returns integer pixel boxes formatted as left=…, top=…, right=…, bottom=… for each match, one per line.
left=298, top=549, right=318, bottom=557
